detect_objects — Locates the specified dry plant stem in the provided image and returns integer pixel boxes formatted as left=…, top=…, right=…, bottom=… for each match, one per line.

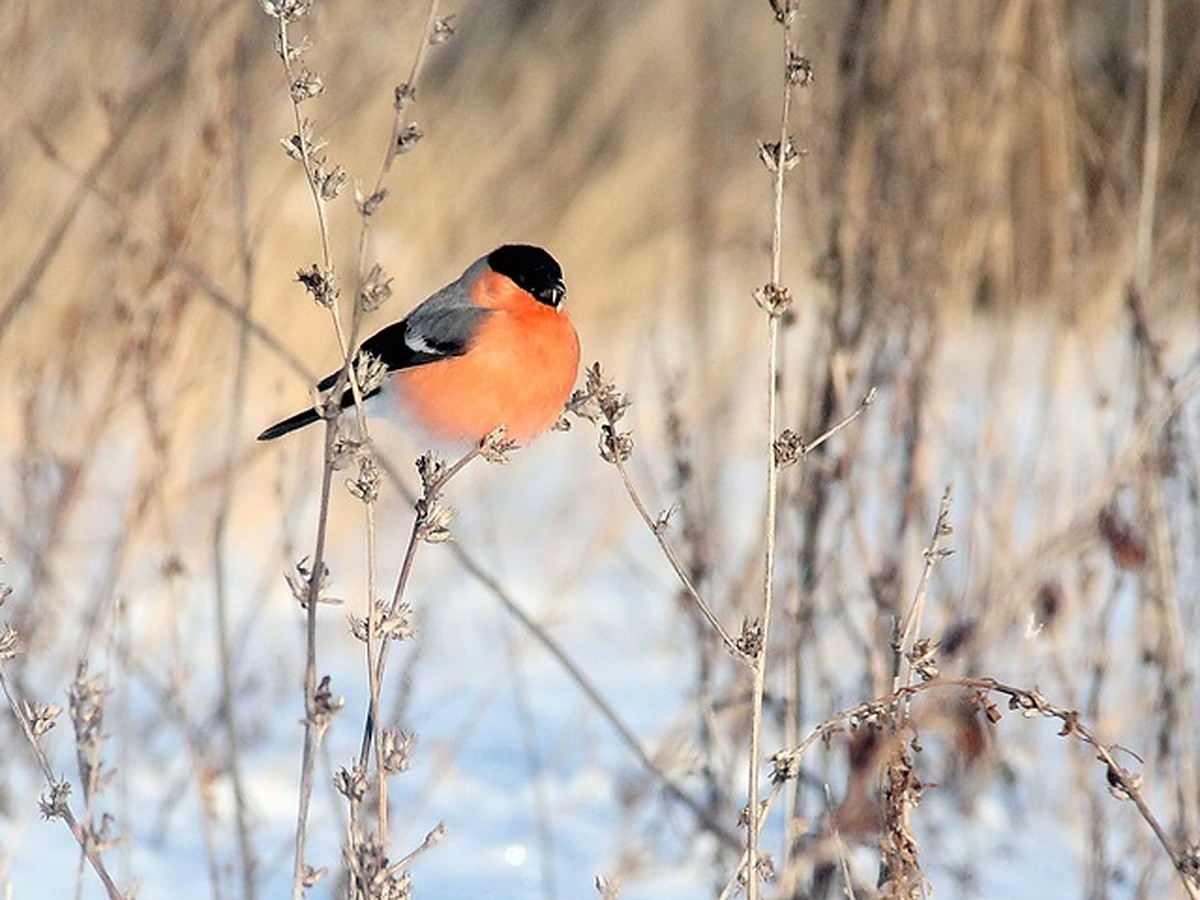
left=611, top=456, right=743, bottom=660
left=293, top=421, right=339, bottom=898
left=357, top=444, right=484, bottom=766
left=273, top=13, right=343, bottom=892
left=341, top=0, right=441, bottom=844
left=892, top=487, right=952, bottom=692
left=0, top=667, right=124, bottom=900
left=746, top=11, right=796, bottom=898
left=272, top=11, right=385, bottom=890
left=369, top=452, right=742, bottom=848
left=446, top=533, right=743, bottom=850
left=1134, top=0, right=1163, bottom=289
left=210, top=23, right=261, bottom=897
left=380, top=0, right=440, bottom=183
left=772, top=677, right=1200, bottom=899
left=1132, top=0, right=1200, bottom=843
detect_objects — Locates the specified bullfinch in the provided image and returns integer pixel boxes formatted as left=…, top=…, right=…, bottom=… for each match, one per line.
left=257, top=244, right=580, bottom=445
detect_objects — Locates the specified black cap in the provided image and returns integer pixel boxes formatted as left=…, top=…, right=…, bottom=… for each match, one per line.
left=487, top=244, right=566, bottom=308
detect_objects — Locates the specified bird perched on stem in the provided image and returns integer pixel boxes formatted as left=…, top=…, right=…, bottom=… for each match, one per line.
left=258, top=245, right=580, bottom=446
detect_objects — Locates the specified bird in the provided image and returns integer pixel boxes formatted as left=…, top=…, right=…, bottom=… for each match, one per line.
left=257, top=244, right=580, bottom=446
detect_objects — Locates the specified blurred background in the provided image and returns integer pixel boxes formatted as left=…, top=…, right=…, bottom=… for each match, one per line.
left=1, top=0, right=1199, bottom=897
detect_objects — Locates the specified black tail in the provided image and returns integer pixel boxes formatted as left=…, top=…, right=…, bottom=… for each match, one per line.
left=257, top=407, right=322, bottom=441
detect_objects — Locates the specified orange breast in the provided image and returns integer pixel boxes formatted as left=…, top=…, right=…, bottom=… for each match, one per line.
left=394, top=275, right=580, bottom=444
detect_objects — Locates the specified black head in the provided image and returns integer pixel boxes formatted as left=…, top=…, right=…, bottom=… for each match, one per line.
left=487, top=244, right=566, bottom=308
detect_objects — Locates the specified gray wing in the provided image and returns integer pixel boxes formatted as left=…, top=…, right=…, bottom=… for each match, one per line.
left=317, top=257, right=491, bottom=392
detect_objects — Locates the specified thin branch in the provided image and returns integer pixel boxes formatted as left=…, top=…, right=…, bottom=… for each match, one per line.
left=0, top=666, right=125, bottom=900
left=747, top=5, right=799, bottom=897
left=612, top=456, right=745, bottom=661
left=769, top=676, right=1200, bottom=899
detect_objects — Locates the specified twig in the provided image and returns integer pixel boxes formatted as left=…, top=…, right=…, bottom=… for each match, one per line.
left=369, top=451, right=744, bottom=849
left=768, top=676, right=1200, bottom=899
left=0, top=665, right=125, bottom=900
left=612, top=457, right=744, bottom=661
left=746, top=4, right=801, bottom=897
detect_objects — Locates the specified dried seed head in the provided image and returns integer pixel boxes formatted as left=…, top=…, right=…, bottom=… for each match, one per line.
left=768, top=0, right=797, bottom=26
left=395, top=123, right=424, bottom=155
left=431, top=15, right=457, bottom=45
left=394, top=83, right=417, bottom=111
left=415, top=497, right=454, bottom=543
left=281, top=119, right=327, bottom=161
left=261, top=0, right=313, bottom=22
left=568, top=362, right=631, bottom=425
left=906, top=638, right=939, bottom=681
left=286, top=556, right=339, bottom=608
left=379, top=728, right=415, bottom=774
left=770, top=750, right=802, bottom=784
left=1105, top=762, right=1142, bottom=800
left=736, top=618, right=764, bottom=659
left=787, top=53, right=814, bottom=87
left=356, top=185, right=389, bottom=218
left=415, top=452, right=446, bottom=493
left=25, top=700, right=60, bottom=737
left=757, top=137, right=802, bottom=173
left=314, top=161, right=347, bottom=201
left=0, top=623, right=19, bottom=660
left=39, top=779, right=71, bottom=820
left=353, top=349, right=389, bottom=396
left=300, top=864, right=328, bottom=888
left=479, top=426, right=517, bottom=463
left=345, top=453, right=381, bottom=504
left=289, top=68, right=324, bottom=103
left=358, top=264, right=394, bottom=312
left=773, top=428, right=805, bottom=468
left=296, top=263, right=339, bottom=308
left=334, top=764, right=369, bottom=802
left=348, top=600, right=414, bottom=644
left=754, top=281, right=793, bottom=317
left=310, top=675, right=344, bottom=741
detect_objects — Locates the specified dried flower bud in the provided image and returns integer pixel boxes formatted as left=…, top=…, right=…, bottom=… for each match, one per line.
left=334, top=765, right=368, bottom=802
left=345, top=453, right=381, bottom=504
left=25, top=700, right=60, bottom=737
left=431, top=15, right=457, bottom=44
left=379, top=728, right=415, bottom=774
left=415, top=497, right=454, bottom=543
left=296, top=264, right=338, bottom=308
left=356, top=185, right=389, bottom=218
left=394, top=83, right=417, bottom=111
left=0, top=623, right=19, bottom=660
left=754, top=281, right=793, bottom=316
left=315, top=162, right=347, bottom=201
left=758, top=137, right=801, bottom=173
left=787, top=53, right=814, bottom=87
left=261, top=0, right=313, bottom=22
left=39, top=779, right=71, bottom=820
left=289, top=68, right=324, bottom=102
left=737, top=618, right=764, bottom=658
left=358, top=264, right=393, bottom=312
left=395, top=124, right=424, bottom=155
left=479, top=427, right=516, bottom=463
left=310, top=675, right=344, bottom=741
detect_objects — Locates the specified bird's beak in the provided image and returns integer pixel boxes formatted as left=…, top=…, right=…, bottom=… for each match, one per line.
left=540, top=279, right=567, bottom=308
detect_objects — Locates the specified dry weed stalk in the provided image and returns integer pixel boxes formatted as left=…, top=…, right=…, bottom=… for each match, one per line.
left=766, top=674, right=1200, bottom=899
left=0, top=584, right=126, bottom=899
left=742, top=2, right=807, bottom=897
left=261, top=0, right=457, bottom=895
